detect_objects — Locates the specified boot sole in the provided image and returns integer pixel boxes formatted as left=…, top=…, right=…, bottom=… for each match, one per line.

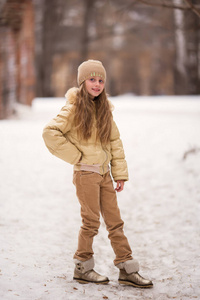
left=118, top=279, right=153, bottom=288
left=73, top=277, right=109, bottom=285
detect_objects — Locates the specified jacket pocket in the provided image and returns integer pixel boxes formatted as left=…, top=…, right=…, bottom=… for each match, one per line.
left=80, top=171, right=94, bottom=176
left=80, top=171, right=99, bottom=185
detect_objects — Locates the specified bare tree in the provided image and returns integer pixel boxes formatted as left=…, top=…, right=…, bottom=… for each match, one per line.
left=122, top=0, right=200, bottom=94
left=80, top=0, right=95, bottom=62
left=34, top=0, right=199, bottom=96
left=173, top=0, right=188, bottom=94
left=40, top=0, right=63, bottom=97
left=135, top=0, right=200, bottom=18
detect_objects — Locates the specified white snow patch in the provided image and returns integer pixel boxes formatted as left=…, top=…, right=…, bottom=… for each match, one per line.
left=0, top=95, right=200, bottom=299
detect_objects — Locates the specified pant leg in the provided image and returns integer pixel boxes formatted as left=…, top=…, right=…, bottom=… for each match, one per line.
left=73, top=171, right=102, bottom=261
left=100, top=172, right=133, bottom=265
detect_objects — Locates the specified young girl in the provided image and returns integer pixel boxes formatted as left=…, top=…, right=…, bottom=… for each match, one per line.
left=42, top=60, right=153, bottom=288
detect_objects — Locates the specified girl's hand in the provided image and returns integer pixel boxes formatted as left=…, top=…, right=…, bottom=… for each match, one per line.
left=115, top=180, right=125, bottom=192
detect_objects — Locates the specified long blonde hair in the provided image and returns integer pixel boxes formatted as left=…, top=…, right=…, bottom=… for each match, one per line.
left=73, top=83, right=112, bottom=145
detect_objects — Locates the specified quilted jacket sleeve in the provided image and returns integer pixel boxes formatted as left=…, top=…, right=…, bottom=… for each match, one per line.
left=42, top=105, right=82, bottom=165
left=110, top=119, right=129, bottom=181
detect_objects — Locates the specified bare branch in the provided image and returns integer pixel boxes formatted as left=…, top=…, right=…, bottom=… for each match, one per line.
left=135, top=0, right=200, bottom=17
left=183, top=147, right=200, bottom=160
left=184, top=0, right=200, bottom=18
left=137, top=0, right=190, bottom=10
left=113, top=0, right=138, bottom=13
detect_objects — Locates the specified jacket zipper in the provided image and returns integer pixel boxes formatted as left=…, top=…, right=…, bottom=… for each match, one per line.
left=102, top=148, right=108, bottom=174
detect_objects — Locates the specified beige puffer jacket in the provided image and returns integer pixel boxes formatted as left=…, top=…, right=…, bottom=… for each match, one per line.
left=42, top=87, right=128, bottom=181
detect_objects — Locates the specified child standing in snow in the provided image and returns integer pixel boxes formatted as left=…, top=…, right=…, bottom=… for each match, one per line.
left=42, top=60, right=153, bottom=288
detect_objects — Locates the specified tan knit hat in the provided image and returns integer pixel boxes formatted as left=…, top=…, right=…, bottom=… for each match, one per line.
left=77, top=60, right=106, bottom=86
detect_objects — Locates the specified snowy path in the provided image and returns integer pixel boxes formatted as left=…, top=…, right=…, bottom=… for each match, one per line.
left=0, top=96, right=200, bottom=300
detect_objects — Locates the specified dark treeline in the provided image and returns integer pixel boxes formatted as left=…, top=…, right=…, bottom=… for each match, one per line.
left=0, top=0, right=200, bottom=118
left=34, top=0, right=200, bottom=97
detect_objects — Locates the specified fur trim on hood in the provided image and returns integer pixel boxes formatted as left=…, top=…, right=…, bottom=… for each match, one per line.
left=65, top=87, right=79, bottom=105
left=64, top=87, right=114, bottom=111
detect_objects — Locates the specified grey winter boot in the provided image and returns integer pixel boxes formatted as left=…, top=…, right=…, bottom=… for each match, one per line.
left=116, top=259, right=153, bottom=288
left=73, top=257, right=109, bottom=284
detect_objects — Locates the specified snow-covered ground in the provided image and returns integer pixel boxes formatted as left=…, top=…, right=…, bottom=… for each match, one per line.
left=0, top=95, right=200, bottom=300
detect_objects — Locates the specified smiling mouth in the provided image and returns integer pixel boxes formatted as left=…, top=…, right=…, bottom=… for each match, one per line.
left=92, top=88, right=100, bottom=92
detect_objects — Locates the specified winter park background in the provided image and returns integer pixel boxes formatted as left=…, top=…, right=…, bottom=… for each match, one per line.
left=0, top=94, right=200, bottom=300
left=1, top=1, right=200, bottom=299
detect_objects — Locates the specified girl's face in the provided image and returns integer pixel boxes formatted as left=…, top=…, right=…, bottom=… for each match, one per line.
left=85, top=76, right=105, bottom=99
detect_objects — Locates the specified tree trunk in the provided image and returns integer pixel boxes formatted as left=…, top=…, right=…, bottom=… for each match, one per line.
left=80, top=0, right=95, bottom=63
left=185, top=5, right=200, bottom=94
left=40, top=0, right=63, bottom=96
left=173, top=0, right=188, bottom=94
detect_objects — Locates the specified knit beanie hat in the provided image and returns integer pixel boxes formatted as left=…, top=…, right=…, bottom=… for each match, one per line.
left=77, top=60, right=106, bottom=86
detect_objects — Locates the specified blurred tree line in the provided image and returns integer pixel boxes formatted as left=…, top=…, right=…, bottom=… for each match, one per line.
left=0, top=0, right=200, bottom=119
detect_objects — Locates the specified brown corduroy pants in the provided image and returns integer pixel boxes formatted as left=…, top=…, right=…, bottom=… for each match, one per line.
left=73, top=170, right=133, bottom=265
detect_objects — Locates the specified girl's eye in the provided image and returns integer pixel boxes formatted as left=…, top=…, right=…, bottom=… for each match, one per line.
left=99, top=80, right=104, bottom=84
left=90, top=78, right=95, bottom=82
